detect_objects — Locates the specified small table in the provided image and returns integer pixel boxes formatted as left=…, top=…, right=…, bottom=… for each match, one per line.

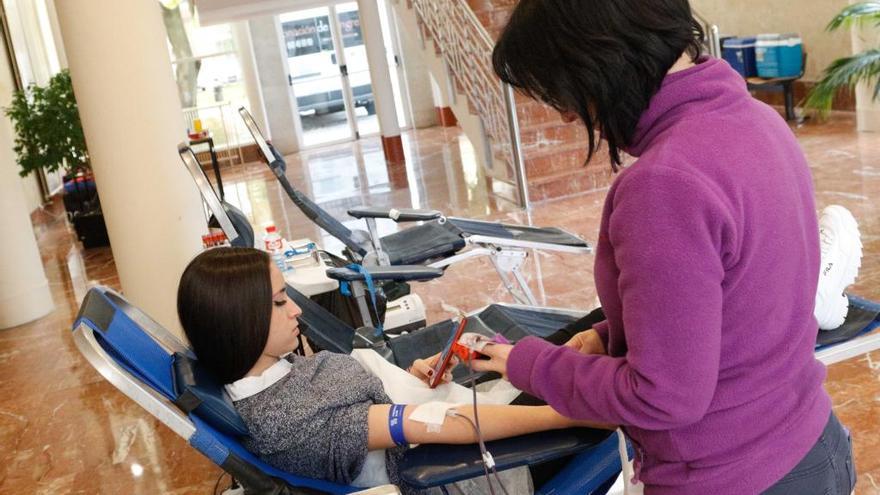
left=281, top=238, right=340, bottom=297
left=746, top=76, right=800, bottom=122
left=188, top=133, right=225, bottom=200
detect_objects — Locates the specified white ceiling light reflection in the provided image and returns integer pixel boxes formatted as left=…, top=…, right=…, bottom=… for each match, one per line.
left=130, top=462, right=144, bottom=477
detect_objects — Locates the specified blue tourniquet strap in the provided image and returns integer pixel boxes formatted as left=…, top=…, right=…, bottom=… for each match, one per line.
left=338, top=264, right=383, bottom=335
left=389, top=404, right=407, bottom=447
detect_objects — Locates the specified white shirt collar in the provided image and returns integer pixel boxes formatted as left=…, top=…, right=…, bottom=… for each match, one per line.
left=225, top=355, right=293, bottom=401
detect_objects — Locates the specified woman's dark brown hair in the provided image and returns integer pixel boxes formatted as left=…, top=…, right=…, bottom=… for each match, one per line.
left=177, top=247, right=272, bottom=384
left=493, top=0, right=704, bottom=170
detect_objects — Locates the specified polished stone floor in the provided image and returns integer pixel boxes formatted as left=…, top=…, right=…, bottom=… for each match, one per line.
left=1, top=113, right=879, bottom=494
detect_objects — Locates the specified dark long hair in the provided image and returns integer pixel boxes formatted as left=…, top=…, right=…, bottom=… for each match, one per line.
left=177, top=247, right=272, bottom=384
left=492, top=0, right=704, bottom=169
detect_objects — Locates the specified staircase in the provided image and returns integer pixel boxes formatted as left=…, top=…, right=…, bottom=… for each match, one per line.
left=400, top=0, right=615, bottom=204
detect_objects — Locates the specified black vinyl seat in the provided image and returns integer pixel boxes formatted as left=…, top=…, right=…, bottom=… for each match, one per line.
left=377, top=221, right=467, bottom=265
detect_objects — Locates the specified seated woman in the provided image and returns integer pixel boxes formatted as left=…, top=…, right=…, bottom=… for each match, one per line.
left=177, top=247, right=610, bottom=493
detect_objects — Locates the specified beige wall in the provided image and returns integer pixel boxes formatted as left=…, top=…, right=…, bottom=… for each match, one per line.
left=692, top=0, right=851, bottom=81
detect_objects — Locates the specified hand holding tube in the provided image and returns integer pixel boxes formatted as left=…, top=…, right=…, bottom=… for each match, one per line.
left=469, top=343, right=514, bottom=379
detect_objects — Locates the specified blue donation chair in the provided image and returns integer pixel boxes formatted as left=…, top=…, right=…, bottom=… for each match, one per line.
left=72, top=287, right=623, bottom=494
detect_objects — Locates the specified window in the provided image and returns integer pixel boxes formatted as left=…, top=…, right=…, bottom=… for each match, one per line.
left=164, top=0, right=251, bottom=149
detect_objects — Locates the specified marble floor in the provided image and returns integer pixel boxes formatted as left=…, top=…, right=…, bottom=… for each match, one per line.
left=1, top=113, right=879, bottom=494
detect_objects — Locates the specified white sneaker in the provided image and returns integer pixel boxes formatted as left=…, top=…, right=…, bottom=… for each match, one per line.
left=814, top=205, right=862, bottom=330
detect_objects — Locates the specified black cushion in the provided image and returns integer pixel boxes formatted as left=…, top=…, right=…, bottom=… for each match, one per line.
left=399, top=428, right=613, bottom=488
left=171, top=352, right=249, bottom=437
left=380, top=221, right=466, bottom=265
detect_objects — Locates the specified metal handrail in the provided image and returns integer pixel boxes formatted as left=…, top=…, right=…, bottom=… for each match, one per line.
left=404, top=0, right=529, bottom=208
left=693, top=9, right=721, bottom=58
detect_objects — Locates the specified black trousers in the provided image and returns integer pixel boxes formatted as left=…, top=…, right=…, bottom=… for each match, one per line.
left=762, top=412, right=856, bottom=494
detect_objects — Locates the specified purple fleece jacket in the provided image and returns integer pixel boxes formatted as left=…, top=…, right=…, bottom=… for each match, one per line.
left=507, top=57, right=831, bottom=494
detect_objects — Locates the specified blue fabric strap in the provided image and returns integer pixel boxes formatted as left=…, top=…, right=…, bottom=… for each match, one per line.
left=338, top=264, right=383, bottom=335
left=388, top=404, right=407, bottom=447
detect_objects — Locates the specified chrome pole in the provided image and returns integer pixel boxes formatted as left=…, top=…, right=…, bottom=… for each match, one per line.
left=503, top=83, right=529, bottom=209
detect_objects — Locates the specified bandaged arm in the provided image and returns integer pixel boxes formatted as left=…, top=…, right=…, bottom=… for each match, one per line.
left=366, top=404, right=613, bottom=450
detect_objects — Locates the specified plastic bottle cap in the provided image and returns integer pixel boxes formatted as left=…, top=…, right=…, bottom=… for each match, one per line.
left=265, top=225, right=277, bottom=233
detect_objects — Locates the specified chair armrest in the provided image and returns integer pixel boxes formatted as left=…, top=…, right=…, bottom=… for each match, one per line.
left=398, top=428, right=613, bottom=488
left=348, top=206, right=443, bottom=222
left=326, top=265, right=444, bottom=283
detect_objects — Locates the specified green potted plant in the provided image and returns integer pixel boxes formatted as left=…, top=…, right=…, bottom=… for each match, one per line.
left=805, top=2, right=880, bottom=114
left=5, top=69, right=109, bottom=248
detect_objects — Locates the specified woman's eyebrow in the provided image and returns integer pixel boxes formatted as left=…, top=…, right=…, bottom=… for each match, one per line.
left=273, top=288, right=286, bottom=297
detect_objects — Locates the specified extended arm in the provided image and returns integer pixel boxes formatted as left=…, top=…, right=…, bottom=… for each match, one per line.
left=366, top=404, right=613, bottom=450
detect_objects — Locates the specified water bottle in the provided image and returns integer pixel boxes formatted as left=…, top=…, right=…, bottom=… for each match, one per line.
left=263, top=224, right=288, bottom=272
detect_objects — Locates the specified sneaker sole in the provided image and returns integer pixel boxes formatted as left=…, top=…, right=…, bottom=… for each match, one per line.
left=816, top=206, right=862, bottom=329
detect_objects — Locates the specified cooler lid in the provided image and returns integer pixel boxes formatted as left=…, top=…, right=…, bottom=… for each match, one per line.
left=724, top=37, right=757, bottom=48
left=756, top=33, right=802, bottom=46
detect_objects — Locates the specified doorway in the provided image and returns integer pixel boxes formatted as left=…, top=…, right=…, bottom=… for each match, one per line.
left=279, top=0, right=409, bottom=149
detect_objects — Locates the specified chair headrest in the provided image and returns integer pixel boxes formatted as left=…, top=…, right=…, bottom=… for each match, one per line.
left=171, top=352, right=249, bottom=437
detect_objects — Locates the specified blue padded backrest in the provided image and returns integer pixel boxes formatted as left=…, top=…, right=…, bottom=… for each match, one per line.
left=189, top=414, right=358, bottom=494
left=172, top=352, right=250, bottom=437
left=74, top=289, right=176, bottom=399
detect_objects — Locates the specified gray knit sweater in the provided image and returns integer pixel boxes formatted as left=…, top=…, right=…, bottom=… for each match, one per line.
left=233, top=352, right=413, bottom=491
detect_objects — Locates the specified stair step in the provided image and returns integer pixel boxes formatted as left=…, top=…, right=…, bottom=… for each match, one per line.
left=524, top=143, right=589, bottom=178
left=519, top=121, right=589, bottom=151
left=528, top=167, right=616, bottom=202
left=516, top=100, right=564, bottom=126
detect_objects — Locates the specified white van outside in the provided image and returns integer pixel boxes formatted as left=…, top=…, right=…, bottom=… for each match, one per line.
left=281, top=11, right=375, bottom=117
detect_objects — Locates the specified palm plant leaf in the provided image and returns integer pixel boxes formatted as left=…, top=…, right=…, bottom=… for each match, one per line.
left=805, top=49, right=880, bottom=114
left=827, top=1, right=880, bottom=31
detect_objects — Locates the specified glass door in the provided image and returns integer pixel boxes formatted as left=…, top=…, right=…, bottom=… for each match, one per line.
left=281, top=2, right=393, bottom=148
left=334, top=2, right=379, bottom=137
left=280, top=7, right=354, bottom=147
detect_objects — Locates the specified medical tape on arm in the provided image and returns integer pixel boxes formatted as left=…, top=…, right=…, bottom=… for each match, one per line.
left=409, top=401, right=459, bottom=433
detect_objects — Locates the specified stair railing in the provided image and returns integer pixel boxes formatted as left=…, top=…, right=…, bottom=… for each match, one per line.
left=404, top=0, right=529, bottom=208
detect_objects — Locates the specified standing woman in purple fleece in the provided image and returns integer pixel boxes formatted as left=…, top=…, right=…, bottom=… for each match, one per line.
left=472, top=1, right=856, bottom=494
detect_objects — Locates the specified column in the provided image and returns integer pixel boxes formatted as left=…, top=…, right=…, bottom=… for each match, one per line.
left=392, top=5, right=439, bottom=129
left=232, top=21, right=270, bottom=141
left=431, top=74, right=458, bottom=128
left=852, top=19, right=880, bottom=131
left=55, top=0, right=205, bottom=334
left=0, top=38, right=53, bottom=327
left=248, top=15, right=301, bottom=154
left=357, top=0, right=404, bottom=165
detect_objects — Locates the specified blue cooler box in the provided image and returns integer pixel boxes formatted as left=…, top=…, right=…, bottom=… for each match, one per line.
left=722, top=37, right=758, bottom=77
left=755, top=34, right=803, bottom=78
